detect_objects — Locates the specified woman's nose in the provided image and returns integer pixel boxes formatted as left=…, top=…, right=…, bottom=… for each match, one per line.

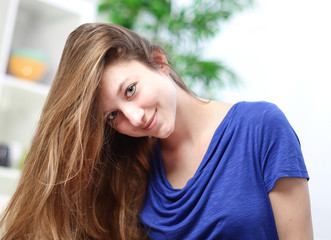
left=122, top=104, right=144, bottom=127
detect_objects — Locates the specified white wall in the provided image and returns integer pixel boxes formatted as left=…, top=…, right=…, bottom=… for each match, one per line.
left=204, top=0, right=331, bottom=239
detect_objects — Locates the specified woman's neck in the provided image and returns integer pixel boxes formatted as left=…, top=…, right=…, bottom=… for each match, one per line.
left=159, top=87, right=207, bottom=151
left=158, top=86, right=233, bottom=189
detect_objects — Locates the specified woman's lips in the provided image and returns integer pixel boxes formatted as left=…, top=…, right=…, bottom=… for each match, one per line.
left=143, top=109, right=157, bottom=130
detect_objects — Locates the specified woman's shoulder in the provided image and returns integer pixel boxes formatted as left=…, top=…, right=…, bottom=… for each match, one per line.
left=231, top=101, right=283, bottom=119
left=206, top=100, right=288, bottom=133
left=211, top=100, right=279, bottom=116
left=234, top=101, right=279, bottom=112
left=222, top=101, right=288, bottom=129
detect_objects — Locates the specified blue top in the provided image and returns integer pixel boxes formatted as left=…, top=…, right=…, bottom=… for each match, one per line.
left=139, top=101, right=309, bottom=240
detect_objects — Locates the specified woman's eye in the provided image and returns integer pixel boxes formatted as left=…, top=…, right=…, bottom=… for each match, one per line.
left=126, top=84, right=136, bottom=98
left=107, top=111, right=118, bottom=122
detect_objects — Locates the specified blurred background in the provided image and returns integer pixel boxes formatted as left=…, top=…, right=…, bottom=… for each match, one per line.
left=0, top=0, right=330, bottom=239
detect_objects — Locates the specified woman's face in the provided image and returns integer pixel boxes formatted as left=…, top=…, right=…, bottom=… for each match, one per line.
left=100, top=60, right=177, bottom=138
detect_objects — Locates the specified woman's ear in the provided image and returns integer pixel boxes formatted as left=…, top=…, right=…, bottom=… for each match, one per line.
left=152, top=49, right=170, bottom=76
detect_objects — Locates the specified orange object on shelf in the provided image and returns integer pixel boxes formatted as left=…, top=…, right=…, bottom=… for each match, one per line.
left=8, top=49, right=47, bottom=82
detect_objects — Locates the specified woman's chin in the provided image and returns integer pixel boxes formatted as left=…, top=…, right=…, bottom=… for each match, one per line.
left=155, top=125, right=174, bottom=139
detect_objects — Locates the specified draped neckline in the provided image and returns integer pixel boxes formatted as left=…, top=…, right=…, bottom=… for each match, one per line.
left=154, top=102, right=240, bottom=192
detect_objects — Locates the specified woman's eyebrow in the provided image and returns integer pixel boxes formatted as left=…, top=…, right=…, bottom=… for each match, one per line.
left=103, top=110, right=109, bottom=117
left=117, top=77, right=130, bottom=95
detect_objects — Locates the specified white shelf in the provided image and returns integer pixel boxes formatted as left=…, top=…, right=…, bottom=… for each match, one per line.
left=2, top=74, right=50, bottom=96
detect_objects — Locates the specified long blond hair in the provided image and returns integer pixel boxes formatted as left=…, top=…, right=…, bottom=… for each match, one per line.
left=0, top=23, right=192, bottom=239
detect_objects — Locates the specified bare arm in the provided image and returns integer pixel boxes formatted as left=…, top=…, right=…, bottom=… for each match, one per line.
left=268, top=177, right=313, bottom=240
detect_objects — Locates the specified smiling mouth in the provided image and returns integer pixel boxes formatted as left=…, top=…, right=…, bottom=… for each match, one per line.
left=143, top=109, right=157, bottom=130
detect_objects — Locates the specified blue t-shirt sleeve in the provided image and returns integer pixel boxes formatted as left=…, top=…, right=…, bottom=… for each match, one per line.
left=257, top=102, right=309, bottom=193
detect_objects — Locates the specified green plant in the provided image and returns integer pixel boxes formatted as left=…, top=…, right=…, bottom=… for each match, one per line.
left=98, top=0, right=253, bottom=97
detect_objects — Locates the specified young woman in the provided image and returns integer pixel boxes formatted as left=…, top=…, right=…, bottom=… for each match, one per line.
left=0, top=23, right=313, bottom=239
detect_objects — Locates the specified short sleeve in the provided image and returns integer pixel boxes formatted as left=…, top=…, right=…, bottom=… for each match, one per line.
left=258, top=103, right=309, bottom=193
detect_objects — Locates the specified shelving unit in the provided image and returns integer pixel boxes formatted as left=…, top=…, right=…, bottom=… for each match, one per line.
left=0, top=0, right=96, bottom=206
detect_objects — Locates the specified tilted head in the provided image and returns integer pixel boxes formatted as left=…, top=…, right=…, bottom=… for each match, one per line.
left=47, top=23, right=193, bottom=137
